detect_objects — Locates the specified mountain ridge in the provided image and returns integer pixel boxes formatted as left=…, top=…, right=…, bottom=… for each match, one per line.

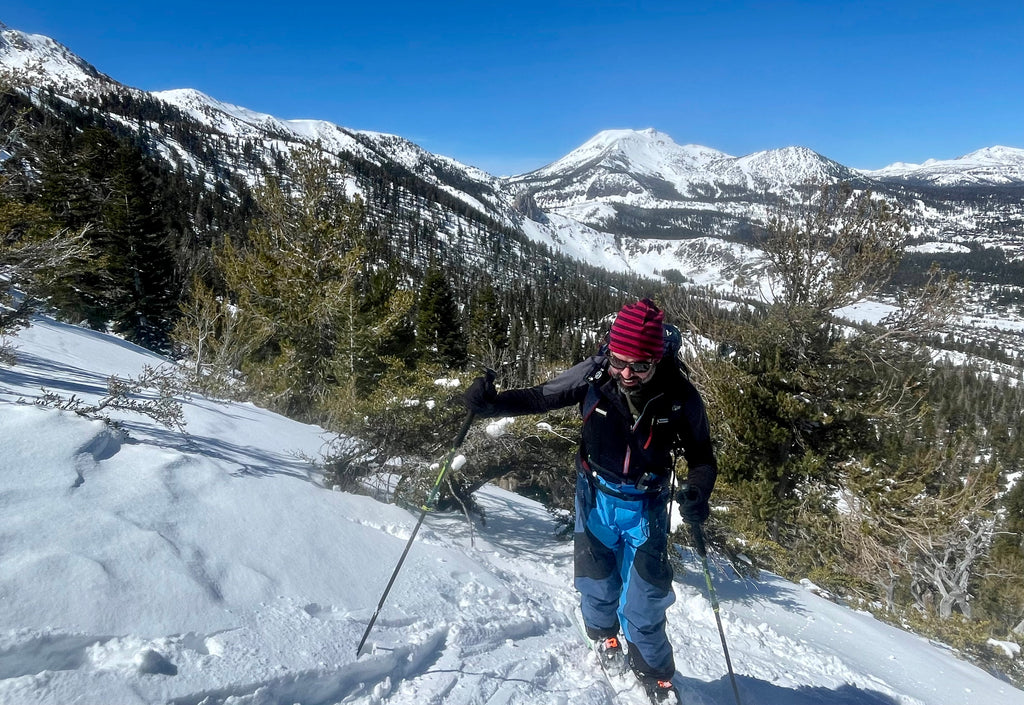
left=2, top=21, right=1023, bottom=299
left=4, top=23, right=1022, bottom=190
left=858, top=144, right=1024, bottom=186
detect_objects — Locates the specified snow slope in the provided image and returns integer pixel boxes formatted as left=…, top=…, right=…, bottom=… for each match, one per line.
left=0, top=21, right=113, bottom=90
left=1, top=317, right=1022, bottom=705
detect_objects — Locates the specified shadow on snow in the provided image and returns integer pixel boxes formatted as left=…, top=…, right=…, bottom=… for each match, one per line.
left=676, top=673, right=902, bottom=705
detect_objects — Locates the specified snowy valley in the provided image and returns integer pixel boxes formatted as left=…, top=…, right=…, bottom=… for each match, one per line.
left=3, top=20, right=1021, bottom=369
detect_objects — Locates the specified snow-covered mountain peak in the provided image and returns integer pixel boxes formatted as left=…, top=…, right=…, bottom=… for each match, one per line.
left=512, top=132, right=861, bottom=225
left=580, top=127, right=677, bottom=154
left=153, top=87, right=298, bottom=138
left=958, top=145, right=1024, bottom=165
left=732, top=145, right=854, bottom=185
left=0, top=24, right=112, bottom=89
left=528, top=128, right=732, bottom=180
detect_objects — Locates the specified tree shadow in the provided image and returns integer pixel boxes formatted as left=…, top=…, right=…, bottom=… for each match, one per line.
left=465, top=490, right=568, bottom=555
left=675, top=673, right=903, bottom=705
left=672, top=545, right=810, bottom=616
left=0, top=350, right=113, bottom=398
left=1, top=351, right=322, bottom=485
left=116, top=417, right=320, bottom=484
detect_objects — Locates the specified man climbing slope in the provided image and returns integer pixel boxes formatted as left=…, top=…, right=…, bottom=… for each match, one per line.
left=465, top=298, right=718, bottom=703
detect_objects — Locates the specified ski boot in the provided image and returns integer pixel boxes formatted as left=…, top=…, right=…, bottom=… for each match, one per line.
left=636, top=672, right=679, bottom=704
left=594, top=635, right=628, bottom=675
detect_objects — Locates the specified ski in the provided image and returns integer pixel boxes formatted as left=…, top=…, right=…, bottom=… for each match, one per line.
left=567, top=606, right=680, bottom=704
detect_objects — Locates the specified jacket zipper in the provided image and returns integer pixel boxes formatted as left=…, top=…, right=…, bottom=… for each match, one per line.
left=624, top=393, right=663, bottom=475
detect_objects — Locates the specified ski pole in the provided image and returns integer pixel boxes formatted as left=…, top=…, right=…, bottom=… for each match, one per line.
left=356, top=409, right=476, bottom=657
left=690, top=521, right=744, bottom=705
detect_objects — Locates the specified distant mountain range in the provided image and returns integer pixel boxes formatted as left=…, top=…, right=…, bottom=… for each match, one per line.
left=861, top=145, right=1024, bottom=186
left=2, top=20, right=1023, bottom=295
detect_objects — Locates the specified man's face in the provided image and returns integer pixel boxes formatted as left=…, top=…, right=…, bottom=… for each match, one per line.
left=607, top=352, right=656, bottom=391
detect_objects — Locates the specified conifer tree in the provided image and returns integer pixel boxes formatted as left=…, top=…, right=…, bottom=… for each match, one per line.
left=681, top=184, right=962, bottom=551
left=102, top=136, right=180, bottom=351
left=181, top=146, right=412, bottom=420
left=29, top=127, right=180, bottom=350
left=417, top=267, right=467, bottom=368
left=467, top=279, right=509, bottom=365
left=0, top=176, right=91, bottom=361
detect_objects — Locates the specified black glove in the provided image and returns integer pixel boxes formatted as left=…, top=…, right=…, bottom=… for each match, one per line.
left=676, top=483, right=710, bottom=524
left=464, top=371, right=498, bottom=416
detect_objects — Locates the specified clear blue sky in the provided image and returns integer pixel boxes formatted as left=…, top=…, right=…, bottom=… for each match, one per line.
left=4, top=1, right=1023, bottom=176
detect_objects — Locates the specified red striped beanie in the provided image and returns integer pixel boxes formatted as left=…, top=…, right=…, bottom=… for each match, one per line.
left=609, top=298, right=664, bottom=361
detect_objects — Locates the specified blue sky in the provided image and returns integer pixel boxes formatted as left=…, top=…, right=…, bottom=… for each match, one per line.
left=4, top=1, right=1023, bottom=176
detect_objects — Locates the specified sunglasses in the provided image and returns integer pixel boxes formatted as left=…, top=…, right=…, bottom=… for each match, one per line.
left=607, top=355, right=655, bottom=374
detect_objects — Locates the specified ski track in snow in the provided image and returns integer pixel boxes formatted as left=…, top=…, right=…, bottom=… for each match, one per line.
left=0, top=485, right=1007, bottom=705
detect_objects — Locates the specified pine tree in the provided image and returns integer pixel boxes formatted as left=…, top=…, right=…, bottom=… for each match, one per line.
left=467, top=279, right=509, bottom=364
left=102, top=137, right=180, bottom=351
left=685, top=184, right=962, bottom=554
left=28, top=126, right=181, bottom=350
left=0, top=175, right=91, bottom=361
left=417, top=267, right=467, bottom=368
left=182, top=146, right=413, bottom=421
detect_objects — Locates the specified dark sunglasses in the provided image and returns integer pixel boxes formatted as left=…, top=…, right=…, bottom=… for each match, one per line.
left=607, top=355, right=655, bottom=374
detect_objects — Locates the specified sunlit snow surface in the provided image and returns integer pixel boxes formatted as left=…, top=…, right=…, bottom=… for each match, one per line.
left=0, top=316, right=1021, bottom=704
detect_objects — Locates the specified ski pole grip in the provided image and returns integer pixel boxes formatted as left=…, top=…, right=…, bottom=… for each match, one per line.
left=452, top=368, right=490, bottom=446
left=689, top=521, right=708, bottom=559
left=453, top=409, right=475, bottom=448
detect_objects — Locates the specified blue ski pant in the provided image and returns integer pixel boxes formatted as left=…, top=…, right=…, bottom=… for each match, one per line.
left=574, top=472, right=676, bottom=679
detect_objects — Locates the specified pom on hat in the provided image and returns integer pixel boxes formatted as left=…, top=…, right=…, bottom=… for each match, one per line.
left=609, top=298, right=664, bottom=361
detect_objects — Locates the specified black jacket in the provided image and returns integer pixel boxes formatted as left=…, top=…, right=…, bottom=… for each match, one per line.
left=477, top=356, right=717, bottom=495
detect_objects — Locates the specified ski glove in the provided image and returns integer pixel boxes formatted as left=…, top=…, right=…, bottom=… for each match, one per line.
left=464, top=371, right=498, bottom=416
left=676, top=483, right=710, bottom=524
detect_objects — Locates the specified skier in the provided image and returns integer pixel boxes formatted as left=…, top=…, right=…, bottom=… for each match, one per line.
left=464, top=298, right=717, bottom=704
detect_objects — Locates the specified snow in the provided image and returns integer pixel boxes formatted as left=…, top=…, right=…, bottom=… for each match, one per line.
left=527, top=128, right=733, bottom=182
left=1, top=315, right=1021, bottom=705
left=992, top=640, right=1023, bottom=660
left=908, top=242, right=972, bottom=255
left=0, top=23, right=109, bottom=89
left=516, top=129, right=855, bottom=207
left=859, top=146, right=1024, bottom=186
left=485, top=417, right=516, bottom=438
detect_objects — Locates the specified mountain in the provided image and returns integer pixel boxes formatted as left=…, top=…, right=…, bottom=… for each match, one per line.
left=515, top=128, right=861, bottom=207
left=150, top=86, right=511, bottom=219
left=1, top=21, right=1023, bottom=357
left=509, top=128, right=869, bottom=244
left=1, top=312, right=1021, bottom=705
left=0, top=19, right=115, bottom=91
left=861, top=146, right=1024, bottom=187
